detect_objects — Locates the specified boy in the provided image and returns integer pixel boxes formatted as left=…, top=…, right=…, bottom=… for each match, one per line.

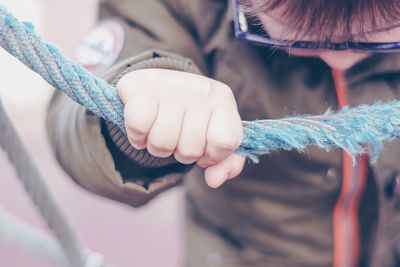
left=46, top=0, right=400, bottom=266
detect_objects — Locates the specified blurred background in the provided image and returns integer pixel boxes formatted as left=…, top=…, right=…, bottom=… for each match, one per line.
left=0, top=1, right=185, bottom=266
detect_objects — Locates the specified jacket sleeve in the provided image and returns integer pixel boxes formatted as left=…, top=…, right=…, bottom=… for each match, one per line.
left=45, top=0, right=228, bottom=207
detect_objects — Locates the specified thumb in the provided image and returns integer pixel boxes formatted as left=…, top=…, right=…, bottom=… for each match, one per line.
left=204, top=153, right=246, bottom=189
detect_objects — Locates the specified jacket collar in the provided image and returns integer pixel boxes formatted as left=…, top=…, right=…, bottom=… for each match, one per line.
left=227, top=0, right=400, bottom=89
left=345, top=53, right=400, bottom=87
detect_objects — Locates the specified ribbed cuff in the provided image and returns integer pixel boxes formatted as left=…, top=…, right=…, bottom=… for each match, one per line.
left=98, top=50, right=201, bottom=182
left=100, top=118, right=193, bottom=184
left=102, top=119, right=178, bottom=168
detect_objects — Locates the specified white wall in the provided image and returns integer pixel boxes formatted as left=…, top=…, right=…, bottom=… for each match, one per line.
left=0, top=2, right=185, bottom=267
left=0, top=0, right=98, bottom=109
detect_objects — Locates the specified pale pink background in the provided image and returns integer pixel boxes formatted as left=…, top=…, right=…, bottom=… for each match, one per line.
left=0, top=1, right=185, bottom=266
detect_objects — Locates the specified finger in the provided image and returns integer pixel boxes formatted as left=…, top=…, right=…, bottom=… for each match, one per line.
left=117, top=71, right=148, bottom=103
left=204, top=153, right=246, bottom=188
left=174, top=106, right=211, bottom=164
left=146, top=102, right=184, bottom=158
left=197, top=104, right=243, bottom=167
left=123, top=94, right=158, bottom=149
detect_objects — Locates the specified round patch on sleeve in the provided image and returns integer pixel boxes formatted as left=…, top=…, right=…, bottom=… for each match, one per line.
left=73, top=20, right=124, bottom=74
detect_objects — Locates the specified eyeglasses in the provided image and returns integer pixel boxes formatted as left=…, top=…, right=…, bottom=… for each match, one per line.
left=232, top=0, right=400, bottom=53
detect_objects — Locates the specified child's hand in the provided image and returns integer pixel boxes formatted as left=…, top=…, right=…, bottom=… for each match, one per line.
left=117, top=69, right=245, bottom=188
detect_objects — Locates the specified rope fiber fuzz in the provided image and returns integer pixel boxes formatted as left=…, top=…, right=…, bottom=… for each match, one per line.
left=0, top=3, right=400, bottom=267
left=0, top=4, right=399, bottom=163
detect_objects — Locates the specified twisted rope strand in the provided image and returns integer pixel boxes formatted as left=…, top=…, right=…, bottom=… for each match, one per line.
left=1, top=4, right=400, bottom=164
left=0, top=100, right=88, bottom=266
left=1, top=3, right=400, bottom=267
left=238, top=101, right=400, bottom=162
left=0, top=207, right=70, bottom=267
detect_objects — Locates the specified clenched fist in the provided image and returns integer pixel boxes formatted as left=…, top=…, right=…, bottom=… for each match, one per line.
left=117, top=69, right=245, bottom=188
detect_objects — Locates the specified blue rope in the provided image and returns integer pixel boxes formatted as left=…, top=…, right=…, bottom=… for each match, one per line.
left=0, top=4, right=399, bottom=164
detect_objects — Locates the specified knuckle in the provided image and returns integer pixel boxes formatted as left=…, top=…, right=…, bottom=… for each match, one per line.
left=148, top=141, right=175, bottom=154
left=125, top=119, right=147, bottom=136
left=116, top=75, right=129, bottom=91
left=232, top=127, right=244, bottom=147
left=116, top=74, right=135, bottom=97
left=209, top=137, right=240, bottom=151
left=117, top=71, right=148, bottom=98
left=231, top=113, right=244, bottom=142
left=127, top=137, right=146, bottom=149
left=216, top=82, right=234, bottom=98
left=174, top=149, right=203, bottom=164
left=147, top=147, right=174, bottom=158
left=127, top=133, right=146, bottom=144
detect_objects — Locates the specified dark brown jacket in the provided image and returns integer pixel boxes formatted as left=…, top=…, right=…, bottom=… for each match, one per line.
left=46, top=0, right=400, bottom=266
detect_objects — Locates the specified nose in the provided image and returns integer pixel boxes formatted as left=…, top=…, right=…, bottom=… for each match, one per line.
left=318, top=51, right=370, bottom=70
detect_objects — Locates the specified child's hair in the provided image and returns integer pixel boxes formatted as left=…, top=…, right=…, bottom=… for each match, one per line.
left=242, top=0, right=400, bottom=42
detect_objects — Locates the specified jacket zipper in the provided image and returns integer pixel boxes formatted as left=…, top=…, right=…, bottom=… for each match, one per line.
left=332, top=69, right=368, bottom=267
